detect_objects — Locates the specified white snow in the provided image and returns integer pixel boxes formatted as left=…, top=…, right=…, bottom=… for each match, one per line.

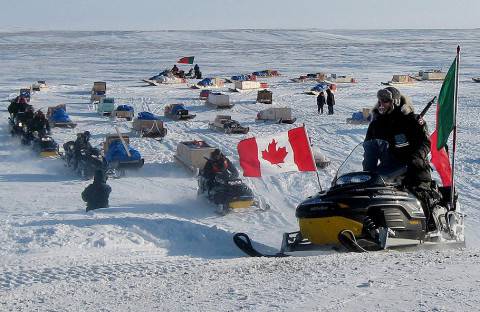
left=1, top=29, right=479, bottom=311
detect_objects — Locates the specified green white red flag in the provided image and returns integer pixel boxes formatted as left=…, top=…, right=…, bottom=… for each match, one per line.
left=177, top=56, right=195, bottom=64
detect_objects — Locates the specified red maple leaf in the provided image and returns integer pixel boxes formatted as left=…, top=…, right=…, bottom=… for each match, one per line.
left=261, top=139, right=288, bottom=165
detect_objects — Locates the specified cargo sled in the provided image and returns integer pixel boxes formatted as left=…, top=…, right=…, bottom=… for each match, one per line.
left=31, top=133, right=59, bottom=158
left=291, top=72, right=327, bottom=83
left=256, top=107, right=296, bottom=124
left=32, top=80, right=48, bottom=91
left=103, top=133, right=144, bottom=177
left=229, top=80, right=267, bottom=92
left=206, top=93, right=233, bottom=109
left=174, top=140, right=217, bottom=173
left=256, top=89, right=273, bottom=104
left=382, top=75, right=416, bottom=86
left=199, top=89, right=211, bottom=100
left=472, top=77, right=480, bottom=83
left=114, top=105, right=134, bottom=121
left=305, top=82, right=336, bottom=95
left=327, top=74, right=357, bottom=83
left=251, top=70, right=280, bottom=78
left=191, top=77, right=224, bottom=89
left=90, top=81, right=106, bottom=103
left=164, top=104, right=196, bottom=120
left=132, top=112, right=167, bottom=138
left=225, top=74, right=256, bottom=83
left=47, top=104, right=77, bottom=128
left=97, top=97, right=115, bottom=116
left=209, top=115, right=249, bottom=134
left=410, top=70, right=446, bottom=81
left=346, top=108, right=372, bottom=125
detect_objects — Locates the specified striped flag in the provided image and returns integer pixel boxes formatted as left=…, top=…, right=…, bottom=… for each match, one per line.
left=177, top=56, right=195, bottom=64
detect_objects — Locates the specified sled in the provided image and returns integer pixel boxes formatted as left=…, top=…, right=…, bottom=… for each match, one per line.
left=229, top=81, right=267, bottom=92
left=96, top=97, right=115, bottom=116
left=382, top=75, right=416, bottom=86
left=47, top=104, right=77, bottom=128
left=206, top=93, right=233, bottom=109
left=327, top=74, right=357, bottom=83
left=256, top=89, right=273, bottom=104
left=208, top=115, right=249, bottom=134
left=411, top=70, right=446, bottom=81
left=91, top=81, right=106, bottom=103
left=132, top=118, right=167, bottom=138
left=32, top=80, right=48, bottom=91
left=472, top=77, right=480, bottom=83
left=256, top=107, right=296, bottom=124
left=191, top=77, right=224, bottom=89
left=114, top=105, right=134, bottom=121
left=164, top=104, right=196, bottom=120
left=103, top=133, right=144, bottom=176
left=174, top=140, right=217, bottom=173
left=346, top=108, right=371, bottom=125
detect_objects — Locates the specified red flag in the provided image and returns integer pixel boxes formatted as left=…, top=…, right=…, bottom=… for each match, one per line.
left=237, top=126, right=316, bottom=177
left=177, top=56, right=194, bottom=64
left=430, top=130, right=452, bottom=186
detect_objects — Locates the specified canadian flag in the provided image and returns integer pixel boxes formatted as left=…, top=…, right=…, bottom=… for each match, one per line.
left=237, top=126, right=316, bottom=177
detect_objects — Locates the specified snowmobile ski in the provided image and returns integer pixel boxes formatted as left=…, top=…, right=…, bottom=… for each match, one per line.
left=233, top=233, right=288, bottom=258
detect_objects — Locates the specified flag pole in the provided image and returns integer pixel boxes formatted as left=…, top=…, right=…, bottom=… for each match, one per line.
left=449, top=46, right=460, bottom=211
left=303, top=124, right=323, bottom=192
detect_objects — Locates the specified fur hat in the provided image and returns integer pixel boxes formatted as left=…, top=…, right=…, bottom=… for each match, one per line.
left=377, top=89, right=393, bottom=103
left=384, top=87, right=401, bottom=106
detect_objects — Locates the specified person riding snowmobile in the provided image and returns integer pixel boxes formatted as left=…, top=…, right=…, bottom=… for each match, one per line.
left=82, top=170, right=111, bottom=211
left=202, top=149, right=238, bottom=191
left=73, top=131, right=98, bottom=170
left=23, top=110, right=51, bottom=144
left=363, top=87, right=442, bottom=229
left=8, top=96, right=28, bottom=118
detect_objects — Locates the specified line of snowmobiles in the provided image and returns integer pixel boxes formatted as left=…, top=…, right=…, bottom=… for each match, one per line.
left=8, top=113, right=59, bottom=158
left=234, top=141, right=465, bottom=256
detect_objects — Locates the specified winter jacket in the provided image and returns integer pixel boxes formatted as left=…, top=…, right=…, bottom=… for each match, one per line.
left=326, top=89, right=335, bottom=106
left=316, top=93, right=326, bottom=107
left=8, top=101, right=28, bottom=117
left=82, top=171, right=111, bottom=211
left=203, top=157, right=238, bottom=181
left=365, top=96, right=431, bottom=186
left=28, top=116, right=51, bottom=134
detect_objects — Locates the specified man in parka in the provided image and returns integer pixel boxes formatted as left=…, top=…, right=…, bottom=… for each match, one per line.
left=363, top=87, right=441, bottom=229
left=82, top=170, right=111, bottom=211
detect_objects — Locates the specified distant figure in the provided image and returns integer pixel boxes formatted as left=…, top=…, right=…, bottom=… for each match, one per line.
left=82, top=170, right=111, bottom=212
left=186, top=68, right=194, bottom=78
left=171, top=64, right=179, bottom=74
left=326, top=88, right=335, bottom=115
left=194, top=64, right=202, bottom=79
left=316, top=91, right=326, bottom=114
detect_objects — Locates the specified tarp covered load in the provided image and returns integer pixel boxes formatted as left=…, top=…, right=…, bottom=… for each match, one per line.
left=311, top=83, right=330, bottom=92
left=104, top=141, right=142, bottom=163
left=51, top=108, right=72, bottom=123
left=198, top=78, right=214, bottom=87
left=171, top=104, right=186, bottom=115
left=137, top=111, right=161, bottom=120
left=252, top=70, right=279, bottom=77
left=116, top=105, right=134, bottom=112
left=230, top=74, right=255, bottom=81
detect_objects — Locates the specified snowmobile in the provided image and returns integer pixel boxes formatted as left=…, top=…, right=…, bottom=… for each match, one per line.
left=31, top=132, right=59, bottom=157
left=8, top=112, right=27, bottom=136
left=234, top=141, right=464, bottom=256
left=198, top=171, right=268, bottom=215
left=62, top=141, right=105, bottom=179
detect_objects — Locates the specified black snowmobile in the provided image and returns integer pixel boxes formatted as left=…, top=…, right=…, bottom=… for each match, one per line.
left=8, top=112, right=27, bottom=136
left=198, top=171, right=268, bottom=215
left=234, top=142, right=464, bottom=256
left=63, top=141, right=105, bottom=179
left=30, top=132, right=59, bottom=157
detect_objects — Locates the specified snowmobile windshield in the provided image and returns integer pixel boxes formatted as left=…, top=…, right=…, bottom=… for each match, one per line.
left=333, top=140, right=406, bottom=187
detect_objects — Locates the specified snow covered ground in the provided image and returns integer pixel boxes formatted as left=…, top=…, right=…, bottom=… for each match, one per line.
left=1, top=29, right=479, bottom=311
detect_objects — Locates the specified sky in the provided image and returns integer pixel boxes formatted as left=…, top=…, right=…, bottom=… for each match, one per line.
left=1, top=0, right=479, bottom=31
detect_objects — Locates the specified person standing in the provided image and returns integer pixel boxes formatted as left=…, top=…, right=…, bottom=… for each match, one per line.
left=82, top=170, right=111, bottom=212
left=316, top=91, right=326, bottom=114
left=326, top=88, right=335, bottom=115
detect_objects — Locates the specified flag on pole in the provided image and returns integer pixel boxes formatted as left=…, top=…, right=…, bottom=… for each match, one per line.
left=435, top=58, right=456, bottom=150
left=430, top=130, right=452, bottom=186
left=177, top=56, right=195, bottom=64
left=237, top=126, right=316, bottom=177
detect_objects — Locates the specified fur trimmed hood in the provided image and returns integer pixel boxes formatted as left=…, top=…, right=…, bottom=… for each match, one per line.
left=371, top=94, right=414, bottom=120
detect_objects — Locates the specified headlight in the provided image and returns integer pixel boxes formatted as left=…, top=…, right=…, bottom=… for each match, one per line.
left=41, top=137, right=51, bottom=142
left=18, top=122, right=23, bottom=127
left=336, top=174, right=372, bottom=186
left=228, top=180, right=242, bottom=186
